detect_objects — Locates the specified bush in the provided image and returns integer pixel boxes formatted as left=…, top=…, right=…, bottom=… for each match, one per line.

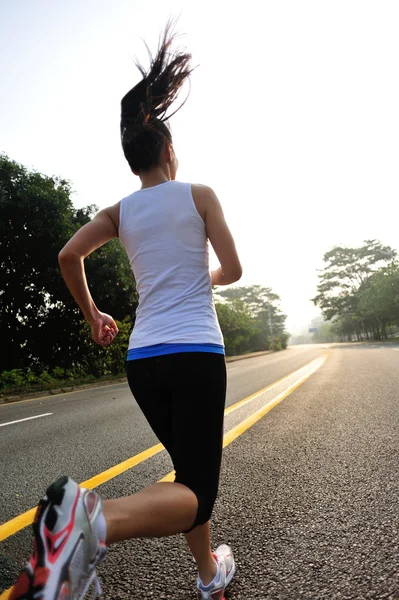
left=0, top=369, right=26, bottom=389
left=0, top=368, right=124, bottom=397
left=25, top=371, right=39, bottom=385
left=0, top=316, right=132, bottom=396
left=281, top=333, right=289, bottom=349
left=38, top=371, right=54, bottom=384
left=51, top=366, right=65, bottom=380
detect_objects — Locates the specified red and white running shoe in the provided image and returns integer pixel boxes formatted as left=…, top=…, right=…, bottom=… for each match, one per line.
left=196, top=544, right=236, bottom=600
left=10, top=476, right=107, bottom=600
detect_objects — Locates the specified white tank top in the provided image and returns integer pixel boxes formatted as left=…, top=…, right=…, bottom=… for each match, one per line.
left=119, top=181, right=224, bottom=350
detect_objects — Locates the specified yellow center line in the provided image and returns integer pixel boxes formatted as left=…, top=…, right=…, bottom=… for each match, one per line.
left=0, top=354, right=326, bottom=544
left=0, top=444, right=164, bottom=543
left=224, top=359, right=320, bottom=417
left=160, top=354, right=329, bottom=482
left=0, top=353, right=329, bottom=600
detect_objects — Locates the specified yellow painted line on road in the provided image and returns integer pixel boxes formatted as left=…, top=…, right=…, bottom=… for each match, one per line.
left=222, top=354, right=329, bottom=447
left=0, top=354, right=327, bottom=544
left=0, top=444, right=164, bottom=543
left=224, top=359, right=321, bottom=417
left=161, top=354, right=329, bottom=481
left=0, top=353, right=329, bottom=600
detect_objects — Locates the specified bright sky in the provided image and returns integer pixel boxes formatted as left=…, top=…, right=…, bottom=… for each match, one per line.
left=2, top=0, right=398, bottom=334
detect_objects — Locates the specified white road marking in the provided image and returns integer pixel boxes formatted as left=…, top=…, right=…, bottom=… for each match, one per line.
left=0, top=413, right=53, bottom=428
left=228, top=367, right=240, bottom=372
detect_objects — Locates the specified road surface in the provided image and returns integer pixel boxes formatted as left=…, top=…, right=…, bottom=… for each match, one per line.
left=1, top=343, right=399, bottom=599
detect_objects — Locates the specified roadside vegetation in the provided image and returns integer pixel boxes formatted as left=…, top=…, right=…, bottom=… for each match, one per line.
left=311, top=241, right=399, bottom=342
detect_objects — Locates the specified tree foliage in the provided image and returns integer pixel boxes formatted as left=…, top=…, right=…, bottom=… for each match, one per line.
left=312, top=241, right=399, bottom=341
left=215, top=299, right=255, bottom=356
left=0, top=154, right=137, bottom=374
left=215, top=285, right=288, bottom=354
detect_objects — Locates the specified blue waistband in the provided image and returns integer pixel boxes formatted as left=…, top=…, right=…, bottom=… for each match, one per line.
left=127, top=343, right=225, bottom=361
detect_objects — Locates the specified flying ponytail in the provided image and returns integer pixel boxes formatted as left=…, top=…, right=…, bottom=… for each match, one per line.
left=121, top=21, right=193, bottom=173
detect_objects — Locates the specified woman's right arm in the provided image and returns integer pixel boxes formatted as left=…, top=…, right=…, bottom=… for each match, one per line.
left=191, top=184, right=242, bottom=286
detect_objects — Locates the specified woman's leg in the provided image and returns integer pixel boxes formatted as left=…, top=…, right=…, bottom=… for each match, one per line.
left=103, top=482, right=197, bottom=543
left=168, top=353, right=227, bottom=584
left=121, top=354, right=226, bottom=582
left=101, top=357, right=199, bottom=542
left=185, top=522, right=217, bottom=585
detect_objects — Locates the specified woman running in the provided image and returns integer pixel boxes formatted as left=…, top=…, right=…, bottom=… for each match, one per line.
left=10, top=23, right=242, bottom=600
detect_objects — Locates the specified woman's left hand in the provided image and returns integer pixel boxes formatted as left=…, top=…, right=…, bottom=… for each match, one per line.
left=89, top=312, right=119, bottom=347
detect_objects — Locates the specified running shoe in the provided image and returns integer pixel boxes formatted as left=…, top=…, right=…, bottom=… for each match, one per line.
left=10, top=476, right=107, bottom=600
left=197, top=544, right=236, bottom=600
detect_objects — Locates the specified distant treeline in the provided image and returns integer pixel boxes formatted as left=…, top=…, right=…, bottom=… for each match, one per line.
left=312, top=240, right=399, bottom=341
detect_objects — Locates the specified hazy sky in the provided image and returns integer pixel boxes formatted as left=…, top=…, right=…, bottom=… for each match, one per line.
left=1, top=0, right=398, bottom=333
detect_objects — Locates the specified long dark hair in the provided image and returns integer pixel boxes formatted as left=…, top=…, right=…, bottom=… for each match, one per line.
left=121, top=22, right=193, bottom=173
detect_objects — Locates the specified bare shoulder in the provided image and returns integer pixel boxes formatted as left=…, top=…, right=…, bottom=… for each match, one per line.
left=191, top=183, right=217, bottom=200
left=191, top=184, right=220, bottom=221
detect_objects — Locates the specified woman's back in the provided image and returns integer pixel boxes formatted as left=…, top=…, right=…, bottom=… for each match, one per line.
left=119, top=180, right=223, bottom=348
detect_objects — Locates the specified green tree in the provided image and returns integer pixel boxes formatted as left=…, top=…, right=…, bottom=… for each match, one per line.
left=217, top=284, right=280, bottom=316
left=216, top=285, right=288, bottom=352
left=311, top=321, right=337, bottom=343
left=215, top=300, right=255, bottom=356
left=0, top=154, right=137, bottom=373
left=330, top=313, right=358, bottom=342
left=357, top=264, right=399, bottom=338
left=312, top=240, right=396, bottom=340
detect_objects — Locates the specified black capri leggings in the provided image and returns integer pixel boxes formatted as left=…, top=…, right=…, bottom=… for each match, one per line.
left=126, top=352, right=226, bottom=531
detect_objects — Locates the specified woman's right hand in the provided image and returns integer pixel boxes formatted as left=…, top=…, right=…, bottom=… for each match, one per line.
left=89, top=312, right=119, bottom=347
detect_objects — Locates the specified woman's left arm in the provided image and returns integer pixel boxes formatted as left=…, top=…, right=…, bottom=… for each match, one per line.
left=58, top=203, right=120, bottom=347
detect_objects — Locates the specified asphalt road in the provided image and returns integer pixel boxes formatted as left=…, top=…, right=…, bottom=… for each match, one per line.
left=1, top=343, right=399, bottom=599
